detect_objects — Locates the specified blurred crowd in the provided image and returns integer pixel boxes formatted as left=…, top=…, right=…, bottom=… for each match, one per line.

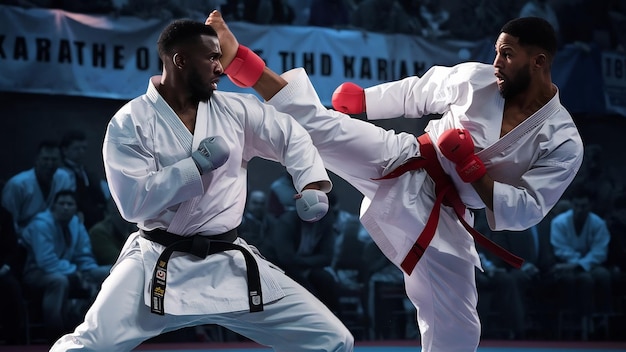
left=2, top=0, right=626, bottom=50
left=0, top=129, right=625, bottom=345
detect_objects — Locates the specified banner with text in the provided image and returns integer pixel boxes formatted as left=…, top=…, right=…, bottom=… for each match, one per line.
left=0, top=5, right=622, bottom=117
left=0, top=5, right=490, bottom=105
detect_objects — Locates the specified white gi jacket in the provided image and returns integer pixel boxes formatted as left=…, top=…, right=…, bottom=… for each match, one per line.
left=268, top=65, right=583, bottom=271
left=104, top=77, right=331, bottom=315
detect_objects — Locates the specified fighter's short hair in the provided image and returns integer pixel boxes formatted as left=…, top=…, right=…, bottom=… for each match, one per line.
left=157, top=19, right=218, bottom=59
left=501, top=17, right=557, bottom=58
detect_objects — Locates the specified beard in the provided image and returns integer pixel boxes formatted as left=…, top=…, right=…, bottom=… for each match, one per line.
left=499, top=64, right=531, bottom=100
left=187, top=67, right=214, bottom=102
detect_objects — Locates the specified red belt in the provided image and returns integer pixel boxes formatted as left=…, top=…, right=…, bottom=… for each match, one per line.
left=375, top=133, right=524, bottom=275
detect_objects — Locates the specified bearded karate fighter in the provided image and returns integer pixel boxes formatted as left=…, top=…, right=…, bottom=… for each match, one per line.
left=208, top=12, right=583, bottom=352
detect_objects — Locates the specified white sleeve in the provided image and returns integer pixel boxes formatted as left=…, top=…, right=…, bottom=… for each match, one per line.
left=103, top=112, right=204, bottom=223
left=364, top=65, right=455, bottom=120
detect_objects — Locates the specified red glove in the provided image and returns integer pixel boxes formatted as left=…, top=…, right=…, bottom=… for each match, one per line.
left=224, top=45, right=265, bottom=88
left=331, top=82, right=365, bottom=114
left=438, top=129, right=486, bottom=183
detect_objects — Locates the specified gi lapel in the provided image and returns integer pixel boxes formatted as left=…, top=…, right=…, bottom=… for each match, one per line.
left=167, top=101, right=209, bottom=234
left=477, top=92, right=561, bottom=160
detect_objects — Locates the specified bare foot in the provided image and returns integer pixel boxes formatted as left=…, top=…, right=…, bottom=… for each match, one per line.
left=206, top=10, right=238, bottom=69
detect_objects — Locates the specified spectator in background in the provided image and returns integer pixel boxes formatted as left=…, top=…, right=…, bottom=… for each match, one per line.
left=21, top=190, right=111, bottom=342
left=550, top=186, right=613, bottom=324
left=0, top=181, right=26, bottom=346
left=88, top=197, right=136, bottom=266
left=1, top=140, right=73, bottom=236
left=60, top=130, right=107, bottom=229
left=237, top=189, right=277, bottom=263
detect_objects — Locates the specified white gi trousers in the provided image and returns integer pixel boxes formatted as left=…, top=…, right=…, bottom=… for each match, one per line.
left=50, top=242, right=353, bottom=352
left=406, top=247, right=480, bottom=352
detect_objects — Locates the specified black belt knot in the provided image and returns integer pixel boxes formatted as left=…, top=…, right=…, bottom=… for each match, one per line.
left=140, top=228, right=263, bottom=315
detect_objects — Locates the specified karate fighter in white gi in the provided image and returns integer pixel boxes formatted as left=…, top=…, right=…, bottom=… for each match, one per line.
left=51, top=19, right=353, bottom=352
left=207, top=12, right=584, bottom=352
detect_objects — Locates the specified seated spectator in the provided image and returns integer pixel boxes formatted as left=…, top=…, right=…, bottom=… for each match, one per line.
left=21, top=190, right=111, bottom=342
left=2, top=140, right=73, bottom=237
left=550, top=186, right=613, bottom=324
left=88, top=197, right=136, bottom=266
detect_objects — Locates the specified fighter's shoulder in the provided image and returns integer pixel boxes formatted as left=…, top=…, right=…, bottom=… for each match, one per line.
left=213, top=91, right=261, bottom=107
left=107, top=95, right=155, bottom=131
left=211, top=91, right=271, bottom=121
left=447, top=62, right=495, bottom=83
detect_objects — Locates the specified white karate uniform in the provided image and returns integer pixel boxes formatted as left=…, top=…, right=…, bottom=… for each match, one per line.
left=51, top=77, right=353, bottom=352
left=267, top=65, right=583, bottom=351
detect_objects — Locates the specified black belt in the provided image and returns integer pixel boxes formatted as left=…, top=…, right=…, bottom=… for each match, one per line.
left=140, top=228, right=263, bottom=315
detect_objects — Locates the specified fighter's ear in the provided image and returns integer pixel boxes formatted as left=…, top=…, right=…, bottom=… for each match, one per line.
left=172, top=53, right=184, bottom=69
left=534, top=53, right=547, bottom=68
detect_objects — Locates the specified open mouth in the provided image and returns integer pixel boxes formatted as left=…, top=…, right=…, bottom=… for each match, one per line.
left=494, top=72, right=505, bottom=86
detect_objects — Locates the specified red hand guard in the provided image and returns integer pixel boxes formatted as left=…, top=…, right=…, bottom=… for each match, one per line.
left=438, top=128, right=486, bottom=183
left=224, top=45, right=265, bottom=88
left=331, top=82, right=365, bottom=114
